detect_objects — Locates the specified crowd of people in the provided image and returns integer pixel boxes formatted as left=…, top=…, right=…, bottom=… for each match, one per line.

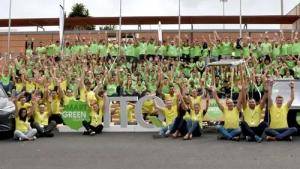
left=0, top=30, right=299, bottom=142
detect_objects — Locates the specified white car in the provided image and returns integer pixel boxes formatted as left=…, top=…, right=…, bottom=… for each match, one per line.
left=0, top=86, right=15, bottom=139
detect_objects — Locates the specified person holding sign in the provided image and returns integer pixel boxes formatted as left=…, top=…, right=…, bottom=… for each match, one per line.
left=210, top=86, right=242, bottom=141
left=82, top=102, right=104, bottom=136
left=240, top=77, right=268, bottom=143
left=265, top=80, right=298, bottom=141
left=153, top=99, right=178, bottom=138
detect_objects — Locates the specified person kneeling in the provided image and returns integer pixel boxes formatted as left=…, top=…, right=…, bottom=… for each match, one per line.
left=32, top=102, right=56, bottom=137
left=14, top=108, right=37, bottom=141
left=82, top=102, right=104, bottom=136
left=265, top=81, right=298, bottom=141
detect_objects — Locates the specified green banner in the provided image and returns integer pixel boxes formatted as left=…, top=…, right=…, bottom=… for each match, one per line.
left=205, top=99, right=223, bottom=121
left=62, top=100, right=91, bottom=130
left=297, top=112, right=300, bottom=126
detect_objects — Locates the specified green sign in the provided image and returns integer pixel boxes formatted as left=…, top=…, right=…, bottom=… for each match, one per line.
left=62, top=100, right=91, bottom=130
left=297, top=112, right=300, bottom=126
left=205, top=99, right=223, bottom=121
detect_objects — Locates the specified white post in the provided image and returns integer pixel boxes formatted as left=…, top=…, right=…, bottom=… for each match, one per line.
left=220, top=0, right=227, bottom=30
left=119, top=0, right=122, bottom=57
left=239, top=0, right=242, bottom=38
left=178, top=0, right=181, bottom=46
left=281, top=0, right=284, bottom=15
left=7, top=0, right=12, bottom=62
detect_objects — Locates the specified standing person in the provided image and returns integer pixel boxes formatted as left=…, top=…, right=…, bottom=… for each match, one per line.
left=265, top=80, right=298, bottom=141
left=211, top=86, right=242, bottom=141
left=240, top=80, right=268, bottom=143
left=14, top=108, right=37, bottom=141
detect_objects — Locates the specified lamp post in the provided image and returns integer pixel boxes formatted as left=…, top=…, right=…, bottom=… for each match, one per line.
left=220, top=0, right=228, bottom=30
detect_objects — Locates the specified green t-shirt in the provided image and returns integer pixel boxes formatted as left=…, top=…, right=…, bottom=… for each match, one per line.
left=99, top=44, right=107, bottom=57
left=106, top=84, right=117, bottom=96
left=293, top=66, right=300, bottom=79
left=281, top=44, right=289, bottom=56
left=190, top=46, right=201, bottom=58
left=221, top=42, right=233, bottom=56
left=89, top=43, right=99, bottom=55
left=272, top=46, right=281, bottom=59
left=167, top=45, right=178, bottom=57
left=261, top=42, right=272, bottom=56
left=36, top=47, right=46, bottom=56
left=157, top=45, right=167, bottom=56
left=182, top=46, right=190, bottom=55
left=0, top=75, right=10, bottom=86
left=146, top=43, right=156, bottom=55
left=138, top=42, right=147, bottom=55
left=125, top=44, right=136, bottom=57
left=211, top=45, right=220, bottom=57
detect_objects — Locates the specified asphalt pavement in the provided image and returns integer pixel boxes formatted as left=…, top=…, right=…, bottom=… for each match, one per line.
left=0, top=132, right=300, bottom=169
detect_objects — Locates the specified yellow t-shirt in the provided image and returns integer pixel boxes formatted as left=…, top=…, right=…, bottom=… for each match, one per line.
left=142, top=99, right=155, bottom=114
left=269, top=104, right=289, bottom=129
left=60, top=80, right=67, bottom=92
left=34, top=111, right=49, bottom=126
left=90, top=110, right=103, bottom=127
left=63, top=95, right=76, bottom=106
left=184, top=109, right=204, bottom=128
left=162, top=106, right=178, bottom=126
left=15, top=117, right=30, bottom=133
left=49, top=97, right=61, bottom=115
left=15, top=83, right=24, bottom=93
left=87, top=91, right=97, bottom=105
left=223, top=107, right=240, bottom=129
left=243, top=105, right=262, bottom=127
left=79, top=87, right=87, bottom=102
left=190, top=96, right=202, bottom=110
left=25, top=81, right=35, bottom=93
left=16, top=102, right=32, bottom=112
left=97, top=98, right=105, bottom=114
left=164, top=94, right=178, bottom=106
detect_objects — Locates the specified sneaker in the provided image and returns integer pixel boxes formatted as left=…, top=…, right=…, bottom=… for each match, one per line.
left=266, top=136, right=276, bottom=141
left=254, top=136, right=263, bottom=143
left=83, top=131, right=90, bottom=135
left=231, top=136, right=240, bottom=141
left=32, top=136, right=37, bottom=140
left=286, top=136, right=293, bottom=141
left=245, top=136, right=252, bottom=142
left=90, top=131, right=96, bottom=136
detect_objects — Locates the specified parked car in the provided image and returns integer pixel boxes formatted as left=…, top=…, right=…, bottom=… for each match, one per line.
left=0, top=86, right=15, bottom=139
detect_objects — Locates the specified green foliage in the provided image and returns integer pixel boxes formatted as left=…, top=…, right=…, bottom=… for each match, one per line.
left=68, top=3, right=95, bottom=30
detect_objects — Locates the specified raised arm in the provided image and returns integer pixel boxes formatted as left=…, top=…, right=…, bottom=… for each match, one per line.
left=267, top=79, right=273, bottom=109
left=287, top=81, right=295, bottom=108
left=210, top=86, right=224, bottom=112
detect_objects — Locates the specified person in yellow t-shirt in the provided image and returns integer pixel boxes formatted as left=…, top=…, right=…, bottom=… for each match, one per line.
left=265, top=80, right=297, bottom=141
left=240, top=81, right=268, bottom=143
left=32, top=102, right=56, bottom=137
left=46, top=86, right=63, bottom=125
left=82, top=101, right=104, bottom=136
left=14, top=108, right=37, bottom=141
left=183, top=97, right=209, bottom=140
left=211, top=86, right=242, bottom=141
left=153, top=99, right=178, bottom=138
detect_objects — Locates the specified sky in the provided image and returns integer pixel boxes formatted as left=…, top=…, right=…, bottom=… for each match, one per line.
left=0, top=0, right=299, bottom=31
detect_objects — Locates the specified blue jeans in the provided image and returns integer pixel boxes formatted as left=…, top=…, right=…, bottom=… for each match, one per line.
left=265, top=127, right=298, bottom=140
left=186, top=120, right=202, bottom=137
left=0, top=81, right=13, bottom=94
left=216, top=125, right=241, bottom=140
left=159, top=123, right=174, bottom=137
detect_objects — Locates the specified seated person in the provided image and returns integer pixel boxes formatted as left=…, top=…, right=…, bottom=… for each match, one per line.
left=265, top=80, right=298, bottom=141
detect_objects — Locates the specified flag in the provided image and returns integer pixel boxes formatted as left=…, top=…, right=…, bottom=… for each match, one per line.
left=158, top=21, right=162, bottom=43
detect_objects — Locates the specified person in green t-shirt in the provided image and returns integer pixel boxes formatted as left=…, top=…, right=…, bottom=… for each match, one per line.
left=156, top=41, right=167, bottom=60
left=146, top=38, right=156, bottom=60
left=166, top=41, right=178, bottom=59
left=36, top=42, right=46, bottom=57
left=181, top=41, right=190, bottom=62
left=124, top=39, right=136, bottom=62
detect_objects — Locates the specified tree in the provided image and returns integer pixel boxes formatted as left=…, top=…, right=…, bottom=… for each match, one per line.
left=67, top=3, right=95, bottom=30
